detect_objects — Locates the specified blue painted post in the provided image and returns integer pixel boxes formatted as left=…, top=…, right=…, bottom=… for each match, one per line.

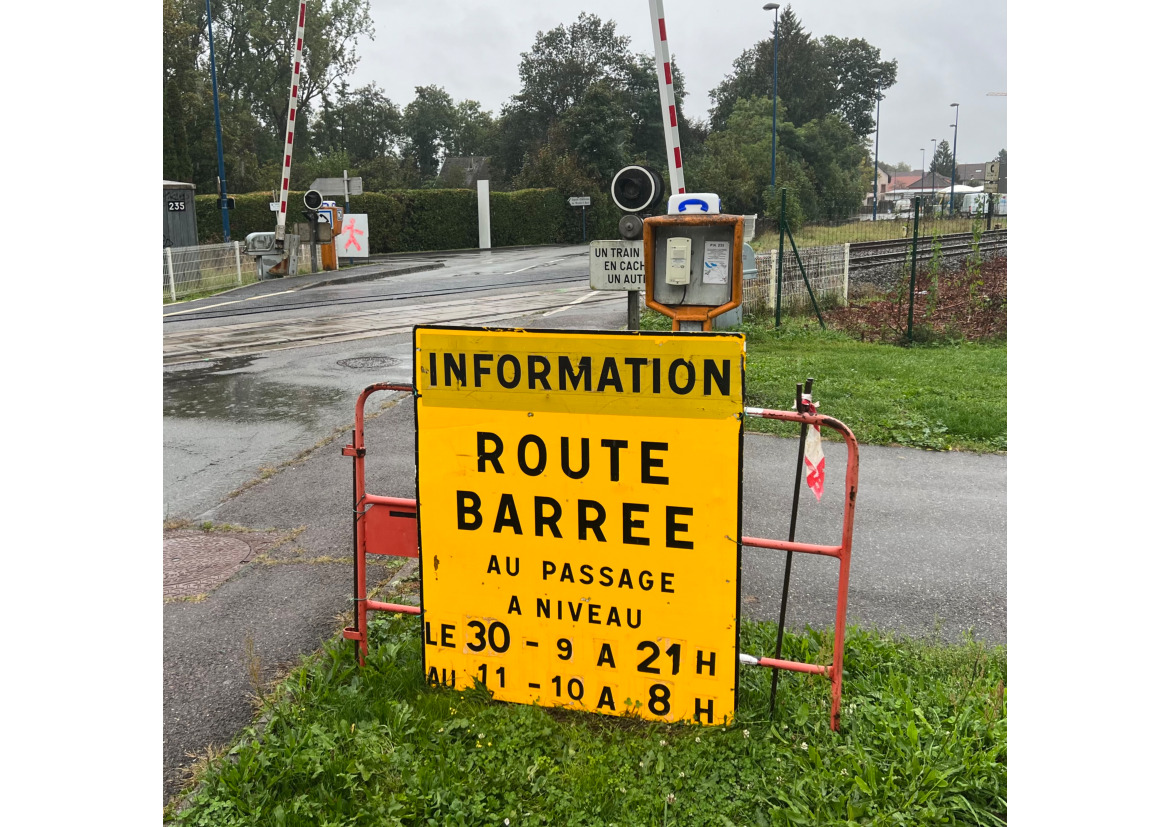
left=205, top=0, right=230, bottom=241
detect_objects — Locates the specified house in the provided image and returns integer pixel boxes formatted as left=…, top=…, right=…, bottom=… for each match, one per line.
left=899, top=172, right=953, bottom=192
left=862, top=168, right=892, bottom=208
left=437, top=155, right=492, bottom=188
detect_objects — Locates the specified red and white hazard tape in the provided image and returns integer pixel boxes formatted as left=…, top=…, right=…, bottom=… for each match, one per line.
left=648, top=0, right=685, bottom=194
left=801, top=395, right=825, bottom=500
left=275, top=1, right=308, bottom=243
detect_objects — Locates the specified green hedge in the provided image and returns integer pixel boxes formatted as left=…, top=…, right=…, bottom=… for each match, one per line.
left=193, top=187, right=618, bottom=251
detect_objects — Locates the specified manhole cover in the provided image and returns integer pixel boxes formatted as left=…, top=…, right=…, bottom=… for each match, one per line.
left=337, top=356, right=400, bottom=369
left=164, top=535, right=254, bottom=598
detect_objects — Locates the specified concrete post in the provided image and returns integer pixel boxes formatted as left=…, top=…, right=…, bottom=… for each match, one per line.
left=842, top=242, right=850, bottom=303
left=477, top=180, right=491, bottom=249
left=165, top=247, right=177, bottom=302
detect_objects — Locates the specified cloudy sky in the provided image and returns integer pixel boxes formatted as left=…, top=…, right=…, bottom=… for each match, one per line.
left=348, top=0, right=1007, bottom=171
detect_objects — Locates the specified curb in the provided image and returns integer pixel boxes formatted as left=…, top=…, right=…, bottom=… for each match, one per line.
left=298, top=262, right=443, bottom=290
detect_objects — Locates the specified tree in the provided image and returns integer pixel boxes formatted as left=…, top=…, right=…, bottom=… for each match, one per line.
left=930, top=140, right=954, bottom=175
left=163, top=0, right=204, bottom=184
left=312, top=82, right=403, bottom=163
left=495, top=12, right=673, bottom=187
left=402, top=85, right=458, bottom=179
left=163, top=0, right=376, bottom=192
left=819, top=35, right=897, bottom=136
left=707, top=5, right=894, bottom=137
left=512, top=13, right=634, bottom=123
left=878, top=161, right=910, bottom=175
left=688, top=90, right=869, bottom=222
left=687, top=96, right=776, bottom=217
left=557, top=82, right=630, bottom=181
left=220, top=0, right=373, bottom=134
left=997, top=148, right=1007, bottom=165
left=448, top=100, right=499, bottom=158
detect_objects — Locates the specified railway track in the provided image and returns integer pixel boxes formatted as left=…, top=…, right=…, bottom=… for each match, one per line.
left=848, top=230, right=1006, bottom=269
left=163, top=271, right=590, bottom=325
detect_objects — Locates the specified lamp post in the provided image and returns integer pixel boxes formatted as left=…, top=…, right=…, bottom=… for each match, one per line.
left=764, top=4, right=780, bottom=189
left=948, top=102, right=959, bottom=216
left=205, top=0, right=230, bottom=241
left=871, top=94, right=882, bottom=220
left=931, top=138, right=937, bottom=205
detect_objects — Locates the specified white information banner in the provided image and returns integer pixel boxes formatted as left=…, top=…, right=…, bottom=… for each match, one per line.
left=588, top=240, right=644, bottom=290
left=337, top=213, right=369, bottom=258
left=703, top=240, right=730, bottom=284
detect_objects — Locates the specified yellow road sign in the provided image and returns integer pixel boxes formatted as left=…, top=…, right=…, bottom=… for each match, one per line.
left=414, top=326, right=745, bottom=724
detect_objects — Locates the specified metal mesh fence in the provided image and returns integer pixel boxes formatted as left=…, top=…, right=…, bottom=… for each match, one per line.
left=163, top=239, right=316, bottom=302
left=163, top=242, right=247, bottom=301
left=745, top=244, right=849, bottom=317
left=753, top=199, right=1007, bottom=250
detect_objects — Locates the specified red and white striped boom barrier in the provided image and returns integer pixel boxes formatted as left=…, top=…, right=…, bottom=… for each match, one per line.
left=274, top=1, right=308, bottom=249
left=648, top=0, right=685, bottom=194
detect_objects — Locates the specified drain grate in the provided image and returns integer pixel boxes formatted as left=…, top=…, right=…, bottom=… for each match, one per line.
left=337, top=356, right=401, bottom=370
left=164, top=534, right=255, bottom=598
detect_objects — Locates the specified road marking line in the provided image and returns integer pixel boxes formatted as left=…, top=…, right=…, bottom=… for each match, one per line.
left=163, top=290, right=296, bottom=317
left=541, top=291, right=617, bottom=317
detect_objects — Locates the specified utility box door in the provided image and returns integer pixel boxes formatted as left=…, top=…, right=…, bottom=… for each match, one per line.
left=650, top=223, right=737, bottom=308
left=163, top=183, right=198, bottom=248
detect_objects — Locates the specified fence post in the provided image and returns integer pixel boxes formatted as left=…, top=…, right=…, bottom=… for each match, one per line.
left=775, top=188, right=786, bottom=327
left=908, top=197, right=920, bottom=341
left=770, top=249, right=778, bottom=312
left=165, top=247, right=177, bottom=302
left=842, top=242, right=850, bottom=303
left=234, top=241, right=242, bottom=285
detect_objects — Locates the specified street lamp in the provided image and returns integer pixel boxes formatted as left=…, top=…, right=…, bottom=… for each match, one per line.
left=949, top=102, right=959, bottom=216
left=931, top=138, right=937, bottom=203
left=764, top=4, right=781, bottom=189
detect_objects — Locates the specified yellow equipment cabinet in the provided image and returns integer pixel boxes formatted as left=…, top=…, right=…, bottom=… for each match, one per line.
left=319, top=204, right=344, bottom=271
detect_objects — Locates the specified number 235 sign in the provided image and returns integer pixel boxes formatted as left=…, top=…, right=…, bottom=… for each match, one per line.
left=415, top=326, right=744, bottom=724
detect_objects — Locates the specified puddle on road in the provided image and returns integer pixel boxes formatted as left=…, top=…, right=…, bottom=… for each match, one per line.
left=163, top=355, right=347, bottom=424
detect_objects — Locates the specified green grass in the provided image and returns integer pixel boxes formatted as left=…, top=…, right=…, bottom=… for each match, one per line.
left=172, top=614, right=1006, bottom=826
left=639, top=315, right=1006, bottom=453
left=752, top=215, right=1006, bottom=252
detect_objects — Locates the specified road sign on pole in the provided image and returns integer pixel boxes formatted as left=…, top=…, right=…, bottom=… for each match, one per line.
left=568, top=196, right=591, bottom=207
left=414, top=327, right=745, bottom=724
left=589, top=240, right=644, bottom=290
left=309, top=177, right=364, bottom=197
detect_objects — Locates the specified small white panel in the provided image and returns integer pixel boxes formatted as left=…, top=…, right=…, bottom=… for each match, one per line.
left=665, top=237, right=692, bottom=285
left=703, top=240, right=729, bottom=284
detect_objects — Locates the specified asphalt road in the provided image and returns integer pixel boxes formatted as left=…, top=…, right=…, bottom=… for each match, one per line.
left=163, top=245, right=621, bottom=518
left=162, top=246, right=1005, bottom=804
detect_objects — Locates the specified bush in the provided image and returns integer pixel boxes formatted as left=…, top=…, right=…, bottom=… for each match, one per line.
left=194, top=188, right=592, bottom=251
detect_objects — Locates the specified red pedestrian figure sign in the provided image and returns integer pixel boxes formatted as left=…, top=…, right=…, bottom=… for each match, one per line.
left=338, top=214, right=369, bottom=258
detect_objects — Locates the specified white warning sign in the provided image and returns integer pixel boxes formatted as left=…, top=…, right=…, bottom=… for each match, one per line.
left=589, top=240, right=644, bottom=291
left=703, top=241, right=730, bottom=284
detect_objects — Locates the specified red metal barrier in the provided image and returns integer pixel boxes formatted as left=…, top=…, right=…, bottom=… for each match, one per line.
left=342, top=386, right=859, bottom=731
